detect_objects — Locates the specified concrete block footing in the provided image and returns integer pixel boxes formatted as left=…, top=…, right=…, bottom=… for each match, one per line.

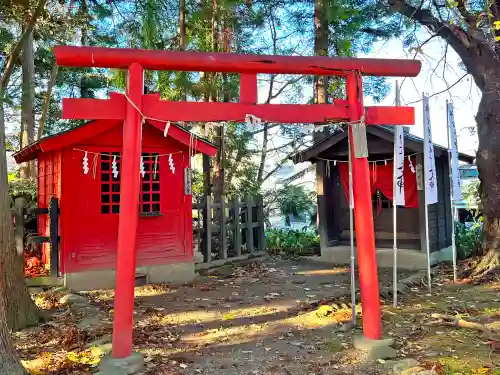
left=64, top=262, right=195, bottom=291
left=95, top=369, right=128, bottom=375
left=353, top=336, right=397, bottom=360
left=316, top=245, right=453, bottom=270
left=98, top=352, right=144, bottom=375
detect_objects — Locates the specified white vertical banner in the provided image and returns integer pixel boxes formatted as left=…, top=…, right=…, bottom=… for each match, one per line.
left=423, top=95, right=438, bottom=205
left=394, top=126, right=405, bottom=206
left=447, top=102, right=462, bottom=201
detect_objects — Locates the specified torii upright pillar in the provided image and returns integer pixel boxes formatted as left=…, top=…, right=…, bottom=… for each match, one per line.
left=112, top=63, right=144, bottom=358
left=346, top=71, right=382, bottom=340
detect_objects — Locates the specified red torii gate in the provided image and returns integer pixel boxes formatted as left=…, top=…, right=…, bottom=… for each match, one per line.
left=54, top=46, right=421, bottom=360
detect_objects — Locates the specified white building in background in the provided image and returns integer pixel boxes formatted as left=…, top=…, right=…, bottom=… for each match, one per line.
left=265, top=161, right=316, bottom=230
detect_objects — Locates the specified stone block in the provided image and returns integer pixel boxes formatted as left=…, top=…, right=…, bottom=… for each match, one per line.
left=99, top=352, right=144, bottom=375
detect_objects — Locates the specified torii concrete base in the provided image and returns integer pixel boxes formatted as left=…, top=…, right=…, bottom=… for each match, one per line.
left=96, top=352, right=144, bottom=375
left=353, top=336, right=397, bottom=361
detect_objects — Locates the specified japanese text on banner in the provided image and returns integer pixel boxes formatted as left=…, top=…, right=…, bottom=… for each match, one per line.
left=394, top=126, right=405, bottom=206
left=423, top=95, right=438, bottom=205
left=447, top=102, right=462, bottom=202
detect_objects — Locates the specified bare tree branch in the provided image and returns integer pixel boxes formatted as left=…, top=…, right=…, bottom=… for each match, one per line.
left=404, top=73, right=469, bottom=105
left=247, top=123, right=281, bottom=136
left=0, top=0, right=46, bottom=91
left=388, top=0, right=483, bottom=87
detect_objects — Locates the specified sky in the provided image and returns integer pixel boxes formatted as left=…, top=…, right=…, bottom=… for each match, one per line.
left=362, top=32, right=479, bottom=157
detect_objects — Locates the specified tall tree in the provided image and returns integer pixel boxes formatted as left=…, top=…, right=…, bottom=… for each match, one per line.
left=0, top=0, right=46, bottom=371
left=385, top=0, right=500, bottom=275
left=314, top=0, right=329, bottom=108
left=19, top=0, right=36, bottom=179
left=79, top=0, right=91, bottom=99
left=1, top=0, right=43, bottom=332
left=179, top=0, right=188, bottom=100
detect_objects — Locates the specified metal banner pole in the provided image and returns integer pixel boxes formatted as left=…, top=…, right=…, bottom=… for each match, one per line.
left=348, top=127, right=357, bottom=324
left=424, top=200, right=431, bottom=293
left=393, top=81, right=400, bottom=307
left=446, top=100, right=458, bottom=282
left=423, top=94, right=432, bottom=294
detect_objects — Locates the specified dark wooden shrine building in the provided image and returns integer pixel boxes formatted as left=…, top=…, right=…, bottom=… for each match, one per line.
left=292, top=126, right=474, bottom=268
left=14, top=119, right=216, bottom=290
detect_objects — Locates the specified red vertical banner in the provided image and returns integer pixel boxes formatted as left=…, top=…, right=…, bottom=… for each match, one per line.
left=112, top=63, right=144, bottom=358
left=346, top=71, right=382, bottom=340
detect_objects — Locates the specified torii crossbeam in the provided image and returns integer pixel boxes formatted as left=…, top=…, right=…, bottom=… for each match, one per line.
left=54, top=46, right=421, bottom=361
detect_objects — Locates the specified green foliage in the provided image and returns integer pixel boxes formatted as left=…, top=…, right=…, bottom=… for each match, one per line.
left=266, top=228, right=319, bottom=256
left=8, top=178, right=37, bottom=208
left=462, top=180, right=480, bottom=206
left=191, top=166, right=205, bottom=203
left=455, top=218, right=483, bottom=259
left=275, top=185, right=316, bottom=226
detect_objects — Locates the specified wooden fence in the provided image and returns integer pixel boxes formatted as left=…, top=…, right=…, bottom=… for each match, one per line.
left=193, top=195, right=265, bottom=263
left=13, top=196, right=60, bottom=277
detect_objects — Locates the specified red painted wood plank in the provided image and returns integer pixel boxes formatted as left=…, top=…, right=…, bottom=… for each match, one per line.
left=365, top=106, right=415, bottom=125
left=62, top=95, right=126, bottom=120
left=54, top=46, right=422, bottom=77
left=143, top=96, right=414, bottom=125
left=61, top=93, right=414, bottom=126
left=240, top=74, right=257, bottom=104
left=143, top=97, right=350, bottom=123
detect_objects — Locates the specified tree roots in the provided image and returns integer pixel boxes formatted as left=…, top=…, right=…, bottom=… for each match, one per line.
left=427, top=313, right=500, bottom=341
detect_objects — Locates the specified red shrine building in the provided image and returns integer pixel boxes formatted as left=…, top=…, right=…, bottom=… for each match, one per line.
left=14, top=117, right=216, bottom=291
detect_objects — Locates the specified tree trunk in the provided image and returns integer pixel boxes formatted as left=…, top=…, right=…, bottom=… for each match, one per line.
left=179, top=0, right=187, bottom=101
left=2, top=9, right=43, bottom=332
left=314, top=0, right=329, bottom=234
left=179, top=0, right=186, bottom=50
left=313, top=0, right=329, bottom=143
left=0, top=87, right=30, bottom=375
left=211, top=0, right=224, bottom=204
left=473, top=76, right=500, bottom=275
left=19, top=28, right=35, bottom=179
left=80, top=0, right=91, bottom=99
left=37, top=64, right=58, bottom=140
left=4, top=242, right=41, bottom=331
left=257, top=123, right=268, bottom=185
left=314, top=0, right=329, bottom=105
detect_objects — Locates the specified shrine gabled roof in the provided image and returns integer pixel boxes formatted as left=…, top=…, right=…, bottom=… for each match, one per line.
left=291, top=125, right=475, bottom=164
left=13, top=119, right=217, bottom=164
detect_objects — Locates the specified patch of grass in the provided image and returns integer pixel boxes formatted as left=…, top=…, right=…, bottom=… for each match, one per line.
left=439, top=357, right=474, bottom=374
left=323, top=341, right=343, bottom=352
left=443, top=365, right=472, bottom=375
left=481, top=307, right=500, bottom=316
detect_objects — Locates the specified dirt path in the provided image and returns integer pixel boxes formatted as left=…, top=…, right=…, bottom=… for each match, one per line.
left=131, top=257, right=415, bottom=375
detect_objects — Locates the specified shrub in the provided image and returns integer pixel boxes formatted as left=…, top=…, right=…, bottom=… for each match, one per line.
left=275, top=185, right=316, bottom=227
left=8, top=178, right=37, bottom=208
left=455, top=217, right=483, bottom=260
left=266, top=228, right=319, bottom=257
